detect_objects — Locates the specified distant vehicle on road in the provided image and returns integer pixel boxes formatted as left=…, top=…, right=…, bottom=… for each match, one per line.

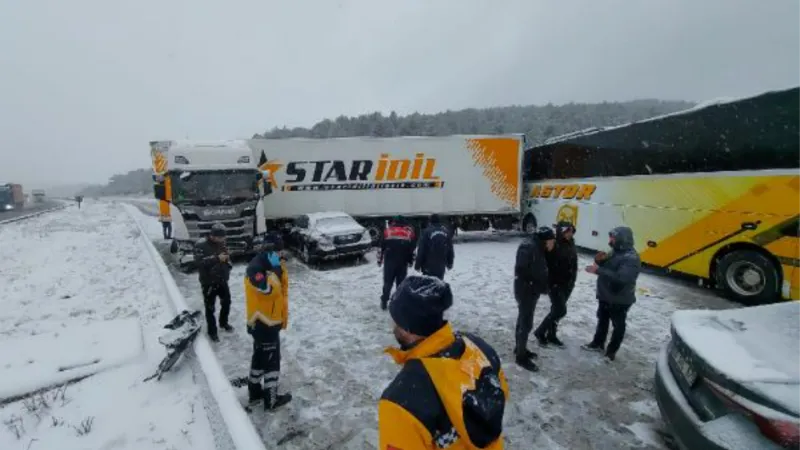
left=287, top=211, right=372, bottom=264
left=655, top=302, right=799, bottom=449
left=0, top=183, right=24, bottom=210
left=32, top=189, right=45, bottom=203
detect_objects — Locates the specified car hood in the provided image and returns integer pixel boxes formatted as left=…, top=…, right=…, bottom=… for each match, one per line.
left=672, top=302, right=800, bottom=414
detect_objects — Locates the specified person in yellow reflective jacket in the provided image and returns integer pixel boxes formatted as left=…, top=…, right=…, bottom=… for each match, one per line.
left=244, top=236, right=292, bottom=410
left=158, top=200, right=172, bottom=240
left=379, top=275, right=510, bottom=450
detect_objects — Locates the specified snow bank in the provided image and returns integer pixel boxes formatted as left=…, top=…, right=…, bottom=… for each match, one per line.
left=123, top=203, right=266, bottom=450
left=0, top=318, right=144, bottom=403
left=0, top=201, right=217, bottom=450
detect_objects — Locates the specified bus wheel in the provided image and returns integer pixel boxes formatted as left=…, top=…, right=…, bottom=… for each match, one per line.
left=716, top=250, right=780, bottom=305
left=522, top=214, right=537, bottom=234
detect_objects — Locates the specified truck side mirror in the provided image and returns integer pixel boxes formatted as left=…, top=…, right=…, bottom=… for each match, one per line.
left=154, top=184, right=167, bottom=201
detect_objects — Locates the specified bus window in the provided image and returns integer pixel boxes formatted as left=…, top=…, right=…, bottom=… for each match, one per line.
left=523, top=147, right=554, bottom=182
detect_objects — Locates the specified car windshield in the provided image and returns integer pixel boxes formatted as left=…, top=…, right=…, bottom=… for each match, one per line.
left=171, top=170, right=257, bottom=206
left=315, top=216, right=356, bottom=229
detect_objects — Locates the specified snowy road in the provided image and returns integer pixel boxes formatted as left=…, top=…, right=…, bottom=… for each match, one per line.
left=130, top=206, right=738, bottom=450
left=0, top=201, right=219, bottom=450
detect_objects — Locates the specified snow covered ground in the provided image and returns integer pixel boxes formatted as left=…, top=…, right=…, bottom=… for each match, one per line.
left=0, top=200, right=220, bottom=450
left=130, top=204, right=740, bottom=450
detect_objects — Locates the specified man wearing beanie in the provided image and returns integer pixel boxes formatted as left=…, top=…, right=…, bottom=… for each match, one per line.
left=379, top=275, right=509, bottom=449
left=243, top=235, right=292, bottom=410
left=513, top=225, right=555, bottom=372
left=534, top=221, right=578, bottom=348
left=193, top=223, right=233, bottom=341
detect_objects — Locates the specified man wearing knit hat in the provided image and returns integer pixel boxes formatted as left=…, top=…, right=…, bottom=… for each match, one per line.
left=379, top=275, right=509, bottom=449
left=534, top=220, right=578, bottom=348
left=513, top=225, right=556, bottom=372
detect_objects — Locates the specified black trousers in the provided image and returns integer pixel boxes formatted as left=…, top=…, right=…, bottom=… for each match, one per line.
left=161, top=221, right=172, bottom=239
left=202, top=282, right=231, bottom=336
left=514, top=278, right=540, bottom=357
left=248, top=324, right=281, bottom=397
left=381, top=263, right=408, bottom=303
left=591, top=302, right=631, bottom=356
left=535, top=285, right=571, bottom=338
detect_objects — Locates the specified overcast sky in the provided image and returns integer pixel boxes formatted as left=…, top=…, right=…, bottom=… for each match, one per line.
left=1, top=0, right=798, bottom=187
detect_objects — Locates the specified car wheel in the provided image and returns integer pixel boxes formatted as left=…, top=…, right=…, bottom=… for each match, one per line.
left=716, top=250, right=780, bottom=305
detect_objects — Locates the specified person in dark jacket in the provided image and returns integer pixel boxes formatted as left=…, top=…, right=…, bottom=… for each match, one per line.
left=378, top=216, right=416, bottom=310
left=379, top=275, right=509, bottom=449
left=534, top=221, right=578, bottom=347
left=244, top=236, right=292, bottom=410
left=193, top=223, right=233, bottom=341
left=583, top=226, right=641, bottom=361
left=414, top=214, right=454, bottom=280
left=513, top=226, right=555, bottom=372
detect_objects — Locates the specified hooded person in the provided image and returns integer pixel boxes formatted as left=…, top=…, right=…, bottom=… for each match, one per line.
left=193, top=223, right=233, bottom=341
left=534, top=221, right=578, bottom=347
left=379, top=275, right=509, bottom=450
left=513, top=226, right=555, bottom=372
left=414, top=214, right=455, bottom=280
left=243, top=235, right=292, bottom=410
left=377, top=215, right=416, bottom=310
left=582, top=226, right=641, bottom=361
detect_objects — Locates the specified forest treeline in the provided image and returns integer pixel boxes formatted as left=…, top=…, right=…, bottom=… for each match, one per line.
left=82, top=98, right=695, bottom=196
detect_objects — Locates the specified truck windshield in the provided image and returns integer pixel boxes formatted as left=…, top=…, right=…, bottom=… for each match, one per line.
left=171, top=170, right=257, bottom=205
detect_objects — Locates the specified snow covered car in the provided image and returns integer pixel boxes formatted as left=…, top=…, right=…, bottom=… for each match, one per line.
left=655, top=301, right=799, bottom=449
left=287, top=211, right=372, bottom=263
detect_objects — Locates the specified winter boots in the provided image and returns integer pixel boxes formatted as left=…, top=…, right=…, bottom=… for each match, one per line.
left=514, top=347, right=539, bottom=372
left=248, top=382, right=292, bottom=411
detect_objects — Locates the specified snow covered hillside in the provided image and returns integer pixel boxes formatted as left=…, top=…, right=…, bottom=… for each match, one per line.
left=130, top=205, right=738, bottom=450
left=0, top=201, right=218, bottom=450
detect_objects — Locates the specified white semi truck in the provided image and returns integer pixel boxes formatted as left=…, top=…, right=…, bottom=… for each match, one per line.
left=149, top=140, right=273, bottom=268
left=150, top=135, right=525, bottom=263
left=247, top=135, right=526, bottom=239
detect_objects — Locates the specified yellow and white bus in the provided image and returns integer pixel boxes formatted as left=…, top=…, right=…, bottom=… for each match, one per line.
left=521, top=87, right=799, bottom=305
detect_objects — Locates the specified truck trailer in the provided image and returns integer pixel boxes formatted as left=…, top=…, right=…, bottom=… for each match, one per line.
left=0, top=183, right=24, bottom=210
left=247, top=135, right=526, bottom=240
left=149, top=140, right=273, bottom=269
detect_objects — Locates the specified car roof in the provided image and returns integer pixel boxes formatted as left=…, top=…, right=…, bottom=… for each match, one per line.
left=305, top=211, right=352, bottom=221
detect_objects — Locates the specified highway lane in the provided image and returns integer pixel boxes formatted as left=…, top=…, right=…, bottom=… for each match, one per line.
left=0, top=200, right=64, bottom=222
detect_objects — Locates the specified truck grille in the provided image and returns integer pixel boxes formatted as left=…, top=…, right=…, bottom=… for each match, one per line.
left=185, top=217, right=254, bottom=241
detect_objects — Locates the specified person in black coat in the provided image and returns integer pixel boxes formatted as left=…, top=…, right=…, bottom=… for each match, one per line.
left=513, top=226, right=556, bottom=372
left=414, top=214, right=454, bottom=280
left=534, top=221, right=578, bottom=347
left=378, top=216, right=416, bottom=310
left=583, top=226, right=641, bottom=361
left=193, top=223, right=233, bottom=341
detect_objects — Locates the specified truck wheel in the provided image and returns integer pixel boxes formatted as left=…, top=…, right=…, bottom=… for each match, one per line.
left=522, top=214, right=537, bottom=234
left=366, top=224, right=382, bottom=246
left=716, top=250, right=780, bottom=305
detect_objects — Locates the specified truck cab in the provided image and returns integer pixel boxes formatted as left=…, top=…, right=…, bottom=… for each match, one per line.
left=150, top=140, right=273, bottom=269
